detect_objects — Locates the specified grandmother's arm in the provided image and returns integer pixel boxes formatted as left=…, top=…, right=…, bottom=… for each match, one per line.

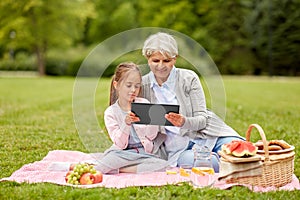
left=181, top=72, right=208, bottom=130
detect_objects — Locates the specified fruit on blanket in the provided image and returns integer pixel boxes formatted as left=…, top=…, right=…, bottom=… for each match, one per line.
left=65, top=163, right=103, bottom=185
left=79, top=171, right=103, bottom=185
left=80, top=173, right=95, bottom=185
left=69, top=163, right=76, bottom=171
left=93, top=171, right=103, bottom=183
left=65, top=171, right=72, bottom=182
left=221, top=140, right=257, bottom=157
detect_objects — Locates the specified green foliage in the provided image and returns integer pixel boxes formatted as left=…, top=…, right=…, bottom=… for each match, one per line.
left=45, top=58, right=69, bottom=76
left=0, top=52, right=37, bottom=71
left=0, top=76, right=300, bottom=199
left=245, top=0, right=300, bottom=75
left=67, top=58, right=83, bottom=77
left=201, top=1, right=257, bottom=75
left=0, top=0, right=96, bottom=75
left=0, top=0, right=299, bottom=76
left=86, top=0, right=139, bottom=44
left=138, top=0, right=197, bottom=34
left=45, top=46, right=93, bottom=76
left=220, top=47, right=261, bottom=75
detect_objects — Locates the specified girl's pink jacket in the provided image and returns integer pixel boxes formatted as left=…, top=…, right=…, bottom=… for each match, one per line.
left=104, top=97, right=160, bottom=153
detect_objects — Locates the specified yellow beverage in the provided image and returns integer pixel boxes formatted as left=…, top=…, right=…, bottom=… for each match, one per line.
left=199, top=167, right=214, bottom=175
left=166, top=169, right=177, bottom=175
left=192, top=167, right=214, bottom=175
left=191, top=167, right=204, bottom=176
left=191, top=167, right=215, bottom=188
left=179, top=167, right=191, bottom=177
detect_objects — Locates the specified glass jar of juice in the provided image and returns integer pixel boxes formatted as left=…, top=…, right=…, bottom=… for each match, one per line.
left=191, top=145, right=216, bottom=188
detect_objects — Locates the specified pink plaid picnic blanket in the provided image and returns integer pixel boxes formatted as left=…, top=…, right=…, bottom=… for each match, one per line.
left=1, top=150, right=299, bottom=192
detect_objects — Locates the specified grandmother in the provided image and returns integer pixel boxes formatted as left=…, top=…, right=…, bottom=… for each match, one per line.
left=141, top=32, right=244, bottom=172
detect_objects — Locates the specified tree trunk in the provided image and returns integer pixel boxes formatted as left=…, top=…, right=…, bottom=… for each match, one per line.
left=35, top=45, right=46, bottom=76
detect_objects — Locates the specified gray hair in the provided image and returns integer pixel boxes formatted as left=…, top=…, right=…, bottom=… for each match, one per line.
left=142, top=32, right=178, bottom=58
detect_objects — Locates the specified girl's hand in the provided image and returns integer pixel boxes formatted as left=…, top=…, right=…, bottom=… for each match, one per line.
left=125, top=111, right=140, bottom=125
left=165, top=112, right=185, bottom=127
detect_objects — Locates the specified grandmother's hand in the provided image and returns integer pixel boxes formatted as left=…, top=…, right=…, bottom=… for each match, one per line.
left=165, top=112, right=185, bottom=127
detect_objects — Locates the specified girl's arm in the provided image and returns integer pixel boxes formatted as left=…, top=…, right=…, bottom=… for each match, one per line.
left=104, top=108, right=131, bottom=149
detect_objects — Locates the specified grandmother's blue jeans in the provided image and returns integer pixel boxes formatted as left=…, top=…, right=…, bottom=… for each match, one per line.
left=177, top=136, right=243, bottom=173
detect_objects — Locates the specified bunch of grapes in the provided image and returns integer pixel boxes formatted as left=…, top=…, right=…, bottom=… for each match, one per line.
left=66, top=163, right=97, bottom=185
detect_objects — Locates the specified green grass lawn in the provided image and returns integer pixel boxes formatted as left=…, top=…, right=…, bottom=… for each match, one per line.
left=0, top=76, right=299, bottom=199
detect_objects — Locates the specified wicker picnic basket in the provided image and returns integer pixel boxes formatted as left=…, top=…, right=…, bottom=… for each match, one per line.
left=226, top=124, right=295, bottom=187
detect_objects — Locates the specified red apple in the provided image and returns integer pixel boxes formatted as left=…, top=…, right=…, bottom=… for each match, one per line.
left=65, top=171, right=72, bottom=182
left=69, top=163, right=76, bottom=171
left=79, top=173, right=95, bottom=185
left=93, top=171, right=103, bottom=183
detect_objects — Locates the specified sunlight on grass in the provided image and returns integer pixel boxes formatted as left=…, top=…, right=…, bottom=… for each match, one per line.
left=0, top=76, right=299, bottom=199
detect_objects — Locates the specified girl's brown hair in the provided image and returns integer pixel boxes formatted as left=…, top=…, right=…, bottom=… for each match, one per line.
left=109, top=62, right=142, bottom=105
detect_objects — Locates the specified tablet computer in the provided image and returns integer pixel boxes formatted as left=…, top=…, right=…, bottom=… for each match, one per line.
left=131, top=102, right=180, bottom=126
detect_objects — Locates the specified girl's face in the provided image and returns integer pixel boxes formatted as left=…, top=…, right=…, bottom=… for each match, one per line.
left=114, top=70, right=141, bottom=103
left=147, top=51, right=176, bottom=85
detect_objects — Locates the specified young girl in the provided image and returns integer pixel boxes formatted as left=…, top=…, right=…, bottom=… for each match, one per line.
left=93, top=62, right=168, bottom=174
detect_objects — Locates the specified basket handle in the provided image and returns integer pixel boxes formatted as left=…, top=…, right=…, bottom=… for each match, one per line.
left=246, top=124, right=270, bottom=161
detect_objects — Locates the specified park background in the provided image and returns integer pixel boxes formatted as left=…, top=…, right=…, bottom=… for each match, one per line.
left=0, top=0, right=299, bottom=77
left=1, top=1, right=300, bottom=199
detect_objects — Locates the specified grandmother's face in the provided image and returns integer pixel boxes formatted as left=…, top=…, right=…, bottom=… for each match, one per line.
left=147, top=51, right=176, bottom=85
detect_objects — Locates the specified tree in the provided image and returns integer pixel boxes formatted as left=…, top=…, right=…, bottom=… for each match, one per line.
left=0, top=0, right=95, bottom=75
left=136, top=0, right=260, bottom=75
left=85, top=0, right=139, bottom=44
left=197, top=0, right=258, bottom=74
left=137, top=0, right=198, bottom=35
left=1, top=0, right=299, bottom=76
left=245, top=0, right=300, bottom=75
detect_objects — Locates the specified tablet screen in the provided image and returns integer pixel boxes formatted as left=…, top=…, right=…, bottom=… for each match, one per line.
left=131, top=102, right=179, bottom=126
